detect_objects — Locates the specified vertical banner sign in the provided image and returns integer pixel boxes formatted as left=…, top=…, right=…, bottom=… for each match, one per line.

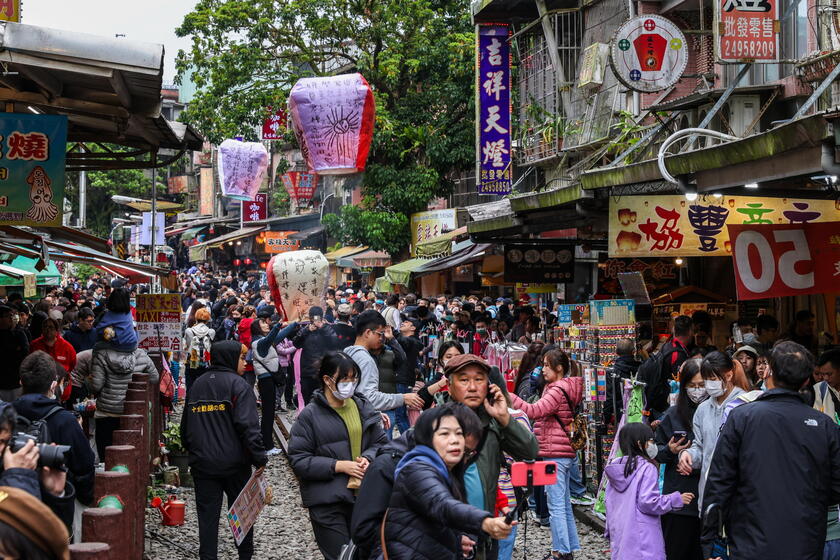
left=241, top=193, right=267, bottom=223
left=0, top=114, right=67, bottom=226
left=716, top=0, right=779, bottom=61
left=136, top=293, right=182, bottom=352
left=140, top=212, right=165, bottom=246
left=261, top=108, right=287, bottom=140
left=728, top=222, right=840, bottom=301
left=476, top=24, right=512, bottom=195
left=0, top=0, right=19, bottom=22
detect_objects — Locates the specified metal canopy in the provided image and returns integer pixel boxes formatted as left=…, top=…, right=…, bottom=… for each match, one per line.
left=0, top=22, right=203, bottom=171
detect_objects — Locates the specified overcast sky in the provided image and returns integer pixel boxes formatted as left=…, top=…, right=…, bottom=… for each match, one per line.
left=20, top=0, right=196, bottom=82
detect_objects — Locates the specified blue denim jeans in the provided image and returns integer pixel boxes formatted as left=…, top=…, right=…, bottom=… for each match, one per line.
left=825, top=538, right=840, bottom=560
left=497, top=523, right=518, bottom=560
left=394, top=383, right=411, bottom=434
left=544, top=457, right=581, bottom=554
left=570, top=454, right=586, bottom=497
left=384, top=410, right=397, bottom=440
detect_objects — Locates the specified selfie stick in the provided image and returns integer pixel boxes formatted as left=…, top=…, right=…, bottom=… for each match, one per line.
left=505, top=460, right=534, bottom=525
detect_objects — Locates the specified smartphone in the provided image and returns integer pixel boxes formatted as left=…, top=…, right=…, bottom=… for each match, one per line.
left=510, top=460, right=557, bottom=487
left=673, top=430, right=687, bottom=439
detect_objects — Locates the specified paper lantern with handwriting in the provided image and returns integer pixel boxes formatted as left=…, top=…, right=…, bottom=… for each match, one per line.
left=288, top=73, right=375, bottom=175
left=266, top=250, right=329, bottom=321
left=217, top=139, right=269, bottom=201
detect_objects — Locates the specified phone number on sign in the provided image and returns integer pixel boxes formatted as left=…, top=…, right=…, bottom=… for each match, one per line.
left=722, top=39, right=775, bottom=59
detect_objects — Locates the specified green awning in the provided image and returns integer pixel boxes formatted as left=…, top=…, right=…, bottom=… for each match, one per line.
left=385, top=257, right=433, bottom=286
left=0, top=255, right=60, bottom=286
left=415, top=226, right=468, bottom=258
left=373, top=276, right=392, bottom=293
left=181, top=226, right=207, bottom=241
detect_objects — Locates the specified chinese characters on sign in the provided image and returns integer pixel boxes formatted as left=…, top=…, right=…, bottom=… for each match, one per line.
left=609, top=195, right=839, bottom=257
left=598, top=257, right=679, bottom=296
left=281, top=172, right=319, bottom=204
left=0, top=114, right=67, bottom=226
left=261, top=108, right=287, bottom=141
left=136, top=294, right=181, bottom=352
left=227, top=472, right=269, bottom=546
left=476, top=25, right=512, bottom=195
left=263, top=231, right=300, bottom=254
left=409, top=209, right=457, bottom=256
left=717, top=0, right=778, bottom=61
left=504, top=244, right=575, bottom=283
left=241, top=193, right=268, bottom=223
left=609, top=15, right=688, bottom=93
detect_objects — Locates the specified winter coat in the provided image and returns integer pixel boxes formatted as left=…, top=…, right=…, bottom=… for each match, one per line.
left=183, top=323, right=215, bottom=362
left=0, top=466, right=76, bottom=533
left=293, top=324, right=340, bottom=384
left=510, top=376, right=583, bottom=458
left=13, top=393, right=96, bottom=505
left=180, top=340, right=267, bottom=477
left=396, top=334, right=424, bottom=386
left=63, top=323, right=97, bottom=353
left=94, top=310, right=138, bottom=352
left=605, top=458, right=683, bottom=560
left=333, top=322, right=355, bottom=350
left=288, top=389, right=387, bottom=508
left=371, top=341, right=403, bottom=395
left=90, top=343, right=158, bottom=416
left=702, top=389, right=840, bottom=560
left=251, top=323, right=297, bottom=380
left=346, top=345, right=405, bottom=412
left=275, top=338, right=296, bottom=368
left=30, top=336, right=77, bottom=374
left=0, top=327, right=29, bottom=389
left=238, top=318, right=255, bottom=350
left=384, top=445, right=489, bottom=560
left=654, top=405, right=700, bottom=518
left=683, top=386, right=744, bottom=508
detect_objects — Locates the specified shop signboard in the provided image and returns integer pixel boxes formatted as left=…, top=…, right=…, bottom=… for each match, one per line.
left=716, top=0, right=779, bottom=62
left=264, top=231, right=300, bottom=254
left=503, top=244, right=574, bottom=283
left=281, top=172, right=319, bottom=203
left=590, top=299, right=636, bottom=326
left=0, top=114, right=67, bottom=226
left=476, top=24, right=512, bottom=195
left=261, top=108, right=287, bottom=140
left=610, top=15, right=689, bottom=93
left=557, top=303, right=589, bottom=324
left=598, top=256, right=679, bottom=296
left=515, top=283, right=557, bottom=294
left=609, top=195, right=839, bottom=257
left=199, top=167, right=214, bottom=215
left=728, top=221, right=840, bottom=300
left=136, top=293, right=181, bottom=352
left=410, top=209, right=457, bottom=256
left=140, top=212, right=165, bottom=246
left=0, top=1, right=19, bottom=22
left=241, top=193, right=267, bottom=223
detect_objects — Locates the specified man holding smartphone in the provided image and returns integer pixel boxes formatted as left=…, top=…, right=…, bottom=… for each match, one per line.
left=293, top=306, right=340, bottom=406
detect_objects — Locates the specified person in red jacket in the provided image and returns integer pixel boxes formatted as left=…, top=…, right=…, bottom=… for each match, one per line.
left=509, top=348, right=583, bottom=560
left=238, top=306, right=256, bottom=386
left=29, top=317, right=77, bottom=377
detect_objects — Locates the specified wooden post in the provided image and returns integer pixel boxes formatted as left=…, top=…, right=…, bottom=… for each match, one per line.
left=105, top=445, right=142, bottom=560
left=69, top=542, right=110, bottom=559
left=82, top=509, right=126, bottom=559
left=93, top=470, right=133, bottom=559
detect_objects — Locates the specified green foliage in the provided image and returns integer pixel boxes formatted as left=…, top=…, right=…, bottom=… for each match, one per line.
left=162, top=423, right=185, bottom=453
left=176, top=0, right=475, bottom=255
left=72, top=264, right=100, bottom=283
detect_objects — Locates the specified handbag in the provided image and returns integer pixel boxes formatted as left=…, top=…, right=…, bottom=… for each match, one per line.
left=556, top=385, right=588, bottom=451
left=379, top=509, right=390, bottom=560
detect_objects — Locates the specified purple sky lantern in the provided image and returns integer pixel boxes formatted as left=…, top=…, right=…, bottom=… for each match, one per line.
left=218, top=139, right=269, bottom=201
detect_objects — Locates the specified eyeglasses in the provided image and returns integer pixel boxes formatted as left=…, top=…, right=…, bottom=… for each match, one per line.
left=373, top=330, right=386, bottom=338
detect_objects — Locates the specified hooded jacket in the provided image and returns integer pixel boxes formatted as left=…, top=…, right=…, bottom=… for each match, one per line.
left=183, top=322, right=215, bottom=363
left=94, top=310, right=138, bottom=352
left=288, top=389, right=386, bottom=508
left=63, top=323, right=97, bottom=353
left=653, top=405, right=700, bottom=518
left=605, top=457, right=683, bottom=560
left=510, top=376, right=583, bottom=458
left=180, top=340, right=267, bottom=477
left=384, top=445, right=489, bottom=560
left=90, top=343, right=158, bottom=416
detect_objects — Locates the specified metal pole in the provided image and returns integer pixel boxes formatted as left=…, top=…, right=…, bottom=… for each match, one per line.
left=79, top=147, right=87, bottom=228
left=150, top=162, right=157, bottom=293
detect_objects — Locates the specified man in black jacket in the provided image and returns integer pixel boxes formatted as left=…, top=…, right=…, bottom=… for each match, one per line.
left=0, top=305, right=29, bottom=402
left=603, top=338, right=640, bottom=425
left=702, top=341, right=840, bottom=560
left=181, top=340, right=267, bottom=560
left=63, top=307, right=97, bottom=353
left=293, top=306, right=340, bottom=405
left=644, top=315, right=692, bottom=420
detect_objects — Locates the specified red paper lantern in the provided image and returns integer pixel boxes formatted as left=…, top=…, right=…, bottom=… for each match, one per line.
left=259, top=261, right=267, bottom=269
left=233, top=259, right=242, bottom=266
left=244, top=258, right=253, bottom=265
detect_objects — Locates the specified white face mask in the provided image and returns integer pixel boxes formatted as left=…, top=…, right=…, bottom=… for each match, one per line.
left=687, top=387, right=708, bottom=404
left=705, top=379, right=725, bottom=397
left=645, top=441, right=658, bottom=460
left=332, top=380, right=357, bottom=400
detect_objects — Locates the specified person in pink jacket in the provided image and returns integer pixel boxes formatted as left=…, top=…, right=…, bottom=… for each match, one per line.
left=510, top=349, right=583, bottom=560
left=275, top=337, right=297, bottom=410
left=604, top=422, right=694, bottom=560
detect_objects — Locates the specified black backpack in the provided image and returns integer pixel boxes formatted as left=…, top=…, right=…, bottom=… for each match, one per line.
left=637, top=350, right=669, bottom=416
left=15, top=406, right=62, bottom=443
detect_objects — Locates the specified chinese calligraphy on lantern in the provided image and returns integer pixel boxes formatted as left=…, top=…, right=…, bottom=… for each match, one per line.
left=609, top=195, right=840, bottom=257
left=718, top=0, right=777, bottom=61
left=477, top=25, right=512, bottom=195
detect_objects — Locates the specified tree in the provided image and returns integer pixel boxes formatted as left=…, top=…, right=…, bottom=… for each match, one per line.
left=176, top=0, right=475, bottom=256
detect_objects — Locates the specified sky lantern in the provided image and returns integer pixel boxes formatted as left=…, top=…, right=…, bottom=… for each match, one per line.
left=266, top=250, right=329, bottom=321
left=217, top=139, right=269, bottom=200
left=288, top=73, right=375, bottom=175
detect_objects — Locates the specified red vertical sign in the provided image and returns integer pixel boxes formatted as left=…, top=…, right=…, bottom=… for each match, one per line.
left=241, top=193, right=268, bottom=223
left=261, top=108, right=287, bottom=140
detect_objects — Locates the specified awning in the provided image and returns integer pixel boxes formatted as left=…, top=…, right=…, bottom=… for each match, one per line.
left=114, top=198, right=184, bottom=212
left=43, top=240, right=170, bottom=282
left=179, top=226, right=207, bottom=241
left=385, top=257, right=434, bottom=286
left=417, top=244, right=492, bottom=274
left=0, top=255, right=59, bottom=286
left=288, top=226, right=324, bottom=241
left=343, top=250, right=391, bottom=269
left=374, top=276, right=392, bottom=293
left=201, top=226, right=265, bottom=250
left=415, top=226, right=468, bottom=258
left=325, top=246, right=368, bottom=264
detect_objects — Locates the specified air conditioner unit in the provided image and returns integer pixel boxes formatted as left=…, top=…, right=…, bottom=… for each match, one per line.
left=727, top=95, right=761, bottom=137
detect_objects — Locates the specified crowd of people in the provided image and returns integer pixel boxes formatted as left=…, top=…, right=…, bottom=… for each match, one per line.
left=0, top=264, right=836, bottom=560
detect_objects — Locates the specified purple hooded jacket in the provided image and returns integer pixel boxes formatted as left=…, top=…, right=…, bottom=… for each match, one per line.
left=604, top=457, right=683, bottom=560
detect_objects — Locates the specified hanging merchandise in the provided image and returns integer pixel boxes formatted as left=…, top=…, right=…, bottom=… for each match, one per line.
left=217, top=139, right=269, bottom=201
left=266, top=250, right=330, bottom=322
left=288, top=73, right=375, bottom=175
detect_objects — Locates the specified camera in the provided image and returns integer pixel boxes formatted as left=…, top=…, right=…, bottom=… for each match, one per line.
left=10, top=433, right=70, bottom=469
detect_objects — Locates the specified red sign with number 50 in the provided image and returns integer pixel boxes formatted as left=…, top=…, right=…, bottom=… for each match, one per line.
left=728, top=222, right=840, bottom=301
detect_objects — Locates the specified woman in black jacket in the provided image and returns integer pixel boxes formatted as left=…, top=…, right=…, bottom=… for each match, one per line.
left=383, top=405, right=514, bottom=560
left=288, top=352, right=386, bottom=560
left=654, top=358, right=705, bottom=560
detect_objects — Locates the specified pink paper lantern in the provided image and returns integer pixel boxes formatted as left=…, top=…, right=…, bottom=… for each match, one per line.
left=217, top=139, right=269, bottom=201
left=288, top=73, right=375, bottom=175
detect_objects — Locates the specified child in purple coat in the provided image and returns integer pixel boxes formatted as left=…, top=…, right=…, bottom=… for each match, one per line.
left=605, top=423, right=694, bottom=560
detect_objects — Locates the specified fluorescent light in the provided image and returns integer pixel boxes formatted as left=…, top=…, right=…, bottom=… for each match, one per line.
left=27, top=106, right=40, bottom=114
left=685, top=192, right=698, bottom=201
left=745, top=182, right=759, bottom=189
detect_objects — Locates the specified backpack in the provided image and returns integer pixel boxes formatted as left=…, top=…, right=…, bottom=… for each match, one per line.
left=187, top=326, right=212, bottom=368
left=637, top=349, right=669, bottom=416
left=556, top=385, right=588, bottom=451
left=15, top=406, right=62, bottom=443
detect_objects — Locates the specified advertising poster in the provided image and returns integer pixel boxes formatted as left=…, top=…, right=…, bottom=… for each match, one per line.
left=136, top=294, right=181, bottom=352
left=716, top=0, right=779, bottom=62
left=227, top=472, right=269, bottom=546
left=476, top=24, right=512, bottom=195
left=609, top=195, right=839, bottom=257
left=410, top=209, right=457, bottom=256
left=242, top=193, right=268, bottom=223
left=0, top=114, right=67, bottom=226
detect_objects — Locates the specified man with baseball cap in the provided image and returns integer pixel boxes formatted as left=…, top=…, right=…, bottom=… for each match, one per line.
left=443, top=353, right=538, bottom=559
left=333, top=303, right=355, bottom=350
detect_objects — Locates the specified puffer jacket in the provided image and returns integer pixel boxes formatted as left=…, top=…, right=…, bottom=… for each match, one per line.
left=510, top=376, right=583, bottom=458
left=90, top=343, right=159, bottom=415
left=384, top=445, right=489, bottom=560
left=288, top=390, right=387, bottom=508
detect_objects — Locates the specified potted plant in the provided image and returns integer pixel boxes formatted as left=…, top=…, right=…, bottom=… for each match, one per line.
left=162, top=423, right=189, bottom=475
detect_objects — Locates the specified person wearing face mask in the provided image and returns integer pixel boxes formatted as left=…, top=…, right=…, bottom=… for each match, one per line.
left=288, top=351, right=387, bottom=560
left=676, top=351, right=750, bottom=510
left=417, top=341, right=463, bottom=409
left=605, top=422, right=694, bottom=560
left=653, top=359, right=705, bottom=560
